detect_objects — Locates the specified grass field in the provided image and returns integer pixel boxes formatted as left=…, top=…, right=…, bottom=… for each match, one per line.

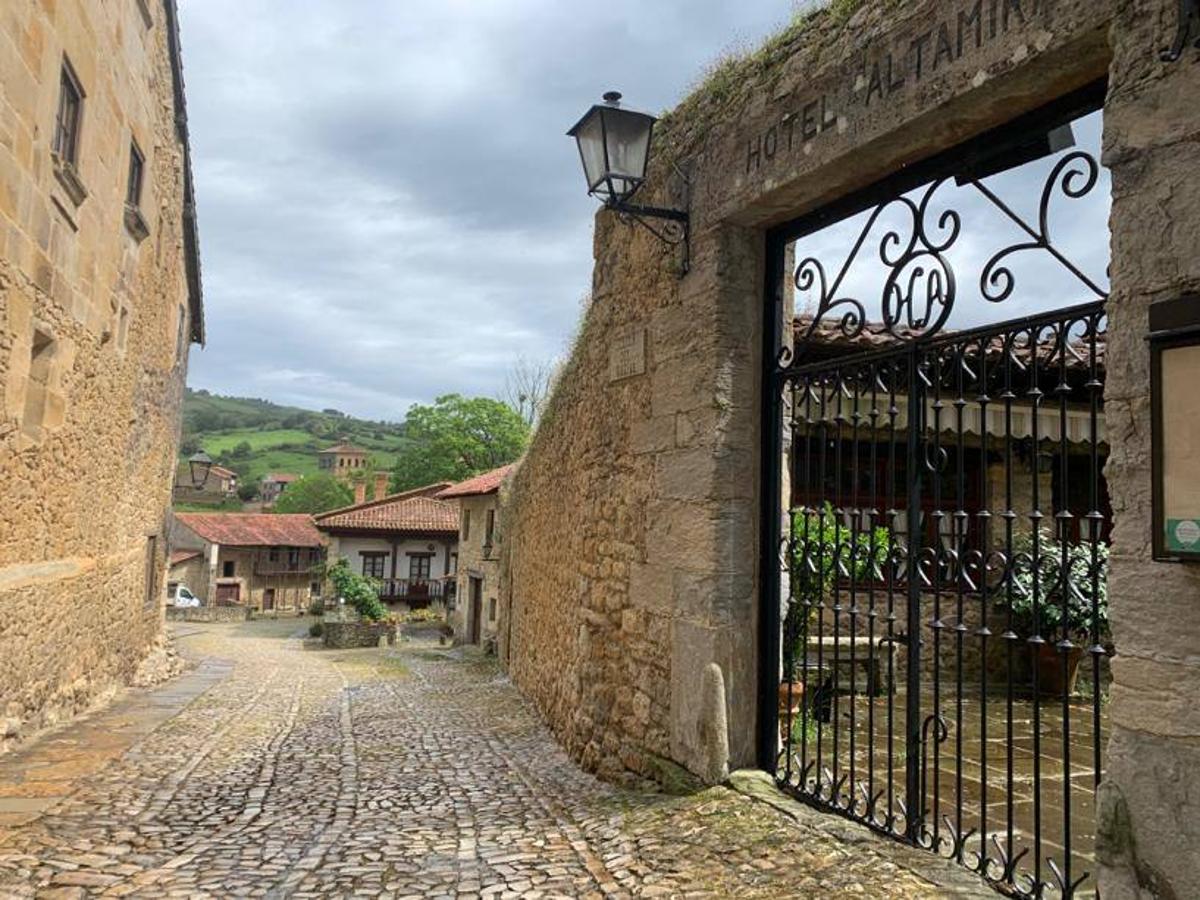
left=200, top=429, right=316, bottom=454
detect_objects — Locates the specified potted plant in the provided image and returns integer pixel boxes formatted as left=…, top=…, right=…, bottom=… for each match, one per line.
left=781, top=504, right=890, bottom=734
left=1008, top=530, right=1109, bottom=696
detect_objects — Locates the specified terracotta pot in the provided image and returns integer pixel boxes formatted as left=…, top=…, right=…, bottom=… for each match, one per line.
left=778, top=680, right=805, bottom=715
left=1031, top=644, right=1084, bottom=696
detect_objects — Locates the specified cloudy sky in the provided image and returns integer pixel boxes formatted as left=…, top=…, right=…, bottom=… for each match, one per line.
left=178, top=0, right=799, bottom=419
left=178, top=2, right=1109, bottom=421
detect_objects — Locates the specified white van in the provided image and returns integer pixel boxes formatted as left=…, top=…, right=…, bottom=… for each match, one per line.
left=167, top=583, right=200, bottom=607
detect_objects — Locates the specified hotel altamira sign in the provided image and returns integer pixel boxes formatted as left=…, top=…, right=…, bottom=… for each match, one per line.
left=744, top=0, right=1054, bottom=174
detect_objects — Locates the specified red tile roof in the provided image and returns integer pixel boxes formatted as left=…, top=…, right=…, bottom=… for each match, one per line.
left=314, top=494, right=459, bottom=535
left=262, top=472, right=300, bottom=483
left=175, top=513, right=325, bottom=548
left=319, top=442, right=368, bottom=455
left=210, top=465, right=238, bottom=479
left=169, top=549, right=202, bottom=566
left=437, top=464, right=514, bottom=499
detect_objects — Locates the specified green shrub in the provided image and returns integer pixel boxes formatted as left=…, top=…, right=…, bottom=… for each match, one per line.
left=325, top=558, right=387, bottom=622
left=308, top=621, right=324, bottom=638
left=1008, top=530, right=1109, bottom=640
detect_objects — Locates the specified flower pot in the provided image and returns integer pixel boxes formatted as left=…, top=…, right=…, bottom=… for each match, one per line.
left=778, top=680, right=805, bottom=740
left=1031, top=643, right=1084, bottom=697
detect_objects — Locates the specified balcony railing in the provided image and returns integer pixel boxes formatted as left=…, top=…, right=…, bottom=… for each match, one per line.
left=378, top=578, right=452, bottom=604
left=253, top=561, right=322, bottom=576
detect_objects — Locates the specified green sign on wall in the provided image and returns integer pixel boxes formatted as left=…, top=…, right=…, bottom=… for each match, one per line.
left=1165, top=518, right=1200, bottom=554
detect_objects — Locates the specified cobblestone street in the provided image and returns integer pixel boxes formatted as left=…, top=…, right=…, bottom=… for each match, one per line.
left=0, top=620, right=989, bottom=898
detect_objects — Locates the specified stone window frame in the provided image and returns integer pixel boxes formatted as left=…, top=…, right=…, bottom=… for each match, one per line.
left=143, top=534, right=159, bottom=608
left=20, top=326, right=59, bottom=443
left=52, top=56, right=88, bottom=207
left=124, top=138, right=150, bottom=242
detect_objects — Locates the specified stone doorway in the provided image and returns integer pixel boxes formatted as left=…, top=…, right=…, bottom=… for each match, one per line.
left=761, top=90, right=1112, bottom=897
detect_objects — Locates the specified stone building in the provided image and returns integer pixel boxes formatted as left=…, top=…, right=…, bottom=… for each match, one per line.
left=440, top=465, right=512, bottom=646
left=171, top=461, right=237, bottom=504
left=170, top=513, right=325, bottom=612
left=498, top=1, right=1200, bottom=896
left=318, top=441, right=370, bottom=482
left=314, top=482, right=457, bottom=608
left=259, top=471, right=298, bottom=506
left=0, top=0, right=202, bottom=750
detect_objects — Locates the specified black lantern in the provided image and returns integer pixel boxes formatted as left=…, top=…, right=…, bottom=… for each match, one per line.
left=188, top=450, right=213, bottom=490
left=568, top=91, right=689, bottom=274
left=568, top=91, right=655, bottom=204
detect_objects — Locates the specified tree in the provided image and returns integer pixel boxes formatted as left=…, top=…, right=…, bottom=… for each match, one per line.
left=237, top=482, right=258, bottom=502
left=272, top=474, right=353, bottom=514
left=501, top=355, right=555, bottom=427
left=391, top=394, right=529, bottom=490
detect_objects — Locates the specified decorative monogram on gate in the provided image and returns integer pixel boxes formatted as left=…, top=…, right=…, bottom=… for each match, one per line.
left=792, top=150, right=1108, bottom=351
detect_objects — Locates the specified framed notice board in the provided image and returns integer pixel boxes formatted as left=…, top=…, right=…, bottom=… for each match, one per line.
left=1151, top=295, right=1200, bottom=560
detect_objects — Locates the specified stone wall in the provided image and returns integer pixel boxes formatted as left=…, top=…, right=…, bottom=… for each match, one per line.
left=452, top=493, right=501, bottom=645
left=322, top=619, right=397, bottom=650
left=1097, top=3, right=1200, bottom=897
left=165, top=605, right=251, bottom=624
left=0, top=1, right=199, bottom=750
left=501, top=0, right=1110, bottom=785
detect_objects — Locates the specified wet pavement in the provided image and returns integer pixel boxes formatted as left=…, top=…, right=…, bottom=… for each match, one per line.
left=0, top=619, right=993, bottom=898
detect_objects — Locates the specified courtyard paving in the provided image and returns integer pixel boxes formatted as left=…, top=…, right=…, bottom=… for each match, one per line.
left=0, top=619, right=991, bottom=898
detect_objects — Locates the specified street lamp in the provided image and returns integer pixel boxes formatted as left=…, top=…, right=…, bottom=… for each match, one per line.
left=568, top=91, right=689, bottom=274
left=188, top=450, right=213, bottom=490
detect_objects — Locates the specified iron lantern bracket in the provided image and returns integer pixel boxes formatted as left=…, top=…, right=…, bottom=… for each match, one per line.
left=606, top=199, right=690, bottom=276
left=1161, top=0, right=1200, bottom=62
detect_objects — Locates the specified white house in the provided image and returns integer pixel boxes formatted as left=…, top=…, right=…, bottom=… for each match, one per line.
left=313, top=482, right=458, bottom=608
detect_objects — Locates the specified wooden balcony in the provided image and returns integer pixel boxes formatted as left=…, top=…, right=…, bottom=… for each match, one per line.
left=378, top=578, right=454, bottom=606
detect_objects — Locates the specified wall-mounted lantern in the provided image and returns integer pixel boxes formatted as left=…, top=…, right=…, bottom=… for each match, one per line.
left=568, top=91, right=690, bottom=275
left=188, top=450, right=213, bottom=490
left=1150, top=295, right=1200, bottom=560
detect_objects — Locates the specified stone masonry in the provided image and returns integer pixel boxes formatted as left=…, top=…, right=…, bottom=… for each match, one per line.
left=501, top=0, right=1198, bottom=895
left=0, top=1, right=201, bottom=751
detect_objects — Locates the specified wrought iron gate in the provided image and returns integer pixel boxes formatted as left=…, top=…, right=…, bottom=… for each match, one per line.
left=759, top=93, right=1112, bottom=899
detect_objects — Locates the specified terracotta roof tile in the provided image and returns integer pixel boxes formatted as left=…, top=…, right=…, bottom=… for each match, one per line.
left=314, top=495, right=459, bottom=535
left=169, top=549, right=202, bottom=566
left=175, top=513, right=325, bottom=547
left=437, top=465, right=514, bottom=499
left=262, top=472, right=300, bottom=483
left=319, top=442, right=368, bottom=454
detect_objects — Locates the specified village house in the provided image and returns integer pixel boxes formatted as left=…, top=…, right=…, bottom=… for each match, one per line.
left=314, top=482, right=457, bottom=609
left=317, top=441, right=370, bottom=482
left=439, top=465, right=512, bottom=647
left=259, top=472, right=298, bottom=506
left=170, top=513, right=325, bottom=612
left=0, top=0, right=202, bottom=748
left=172, top=461, right=237, bottom=504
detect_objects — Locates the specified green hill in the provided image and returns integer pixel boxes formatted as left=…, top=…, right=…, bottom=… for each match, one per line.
left=180, top=390, right=410, bottom=491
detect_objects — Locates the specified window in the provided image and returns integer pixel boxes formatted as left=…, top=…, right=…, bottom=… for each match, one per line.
left=463, top=509, right=471, bottom=541
left=222, top=560, right=235, bottom=578
left=449, top=552, right=458, bottom=575
left=175, top=305, right=187, bottom=361
left=22, top=329, right=56, bottom=439
left=116, top=307, right=130, bottom=353
left=143, top=535, right=158, bottom=607
left=485, top=509, right=496, bottom=547
left=361, top=552, right=386, bottom=579
left=268, top=548, right=279, bottom=562
left=310, top=581, right=321, bottom=597
left=288, top=548, right=300, bottom=567
left=126, top=141, right=144, bottom=207
left=53, top=60, right=84, bottom=166
left=308, top=548, right=322, bottom=563
left=409, top=555, right=432, bottom=580
left=488, top=598, right=497, bottom=622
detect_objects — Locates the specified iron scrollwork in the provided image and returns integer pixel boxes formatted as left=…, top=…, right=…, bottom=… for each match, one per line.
left=1161, top=0, right=1200, bottom=62
left=792, top=150, right=1108, bottom=352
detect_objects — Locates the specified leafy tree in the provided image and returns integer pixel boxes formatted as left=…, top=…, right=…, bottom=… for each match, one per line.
left=229, top=440, right=253, bottom=459
left=391, top=394, right=530, bottom=490
left=237, top=482, right=258, bottom=502
left=325, top=558, right=386, bottom=621
left=272, top=474, right=353, bottom=514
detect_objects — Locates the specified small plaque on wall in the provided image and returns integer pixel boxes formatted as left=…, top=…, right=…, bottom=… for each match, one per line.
left=608, top=327, right=646, bottom=383
left=1150, top=294, right=1200, bottom=560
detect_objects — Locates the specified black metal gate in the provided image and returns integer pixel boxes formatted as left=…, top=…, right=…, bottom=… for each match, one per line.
left=759, top=88, right=1112, bottom=899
